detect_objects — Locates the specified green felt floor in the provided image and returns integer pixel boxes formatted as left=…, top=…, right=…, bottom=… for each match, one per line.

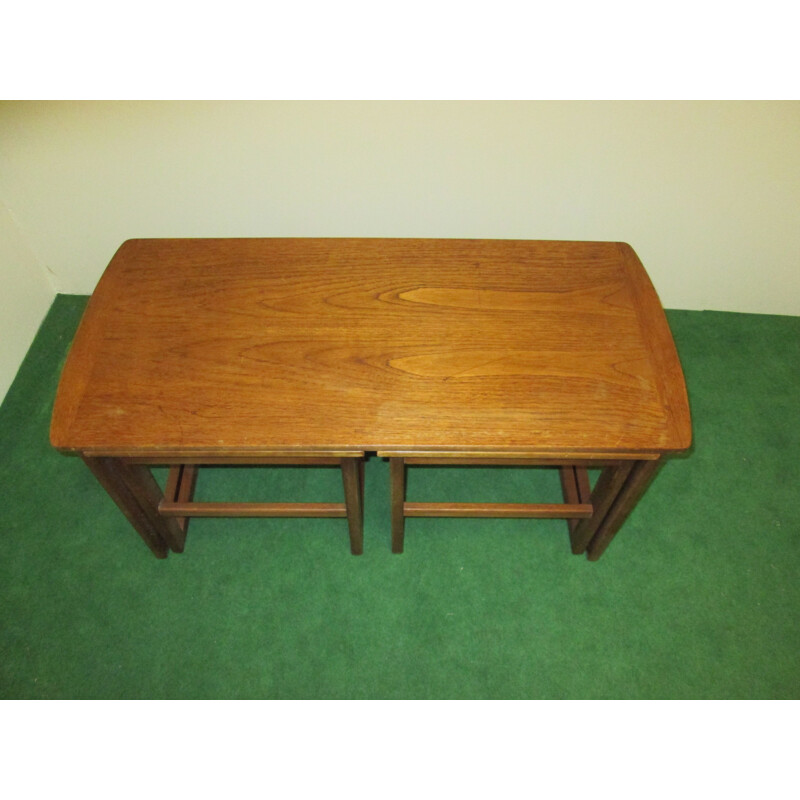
left=1, top=295, right=798, bottom=698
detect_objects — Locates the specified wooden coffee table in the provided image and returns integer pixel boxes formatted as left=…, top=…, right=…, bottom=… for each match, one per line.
left=51, top=238, right=691, bottom=560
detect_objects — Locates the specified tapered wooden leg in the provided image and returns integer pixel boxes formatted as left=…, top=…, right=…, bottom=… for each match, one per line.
left=586, top=459, right=662, bottom=561
left=114, top=461, right=187, bottom=553
left=84, top=456, right=187, bottom=555
left=341, top=457, right=364, bottom=555
left=83, top=456, right=169, bottom=559
left=569, top=462, right=635, bottom=555
left=390, top=458, right=406, bottom=553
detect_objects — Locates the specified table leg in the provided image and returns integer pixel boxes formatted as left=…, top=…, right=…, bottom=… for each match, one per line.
left=341, top=457, right=364, bottom=555
left=83, top=456, right=168, bottom=558
left=83, top=456, right=187, bottom=556
left=390, top=457, right=406, bottom=553
left=569, top=462, right=635, bottom=555
left=586, top=459, right=662, bottom=561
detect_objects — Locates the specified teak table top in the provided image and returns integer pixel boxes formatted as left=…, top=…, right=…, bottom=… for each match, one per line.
left=50, top=238, right=691, bottom=459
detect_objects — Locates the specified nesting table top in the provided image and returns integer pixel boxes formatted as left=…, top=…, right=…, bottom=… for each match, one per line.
left=50, top=238, right=691, bottom=458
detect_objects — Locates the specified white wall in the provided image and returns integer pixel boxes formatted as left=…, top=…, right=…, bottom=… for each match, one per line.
left=0, top=198, right=55, bottom=403
left=1, top=100, right=799, bottom=315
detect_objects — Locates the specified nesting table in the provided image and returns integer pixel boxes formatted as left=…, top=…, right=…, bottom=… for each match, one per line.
left=50, top=238, right=691, bottom=560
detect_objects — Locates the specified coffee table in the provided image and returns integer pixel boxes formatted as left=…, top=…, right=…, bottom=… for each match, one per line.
left=50, top=238, right=691, bottom=560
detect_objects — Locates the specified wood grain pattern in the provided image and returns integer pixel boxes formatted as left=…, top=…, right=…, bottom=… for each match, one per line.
left=50, top=239, right=691, bottom=457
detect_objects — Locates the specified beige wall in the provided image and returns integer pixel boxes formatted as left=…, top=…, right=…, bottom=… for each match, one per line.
left=0, top=198, right=55, bottom=402
left=1, top=102, right=798, bottom=397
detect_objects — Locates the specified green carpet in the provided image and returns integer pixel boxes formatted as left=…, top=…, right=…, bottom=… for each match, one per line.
left=1, top=295, right=798, bottom=699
